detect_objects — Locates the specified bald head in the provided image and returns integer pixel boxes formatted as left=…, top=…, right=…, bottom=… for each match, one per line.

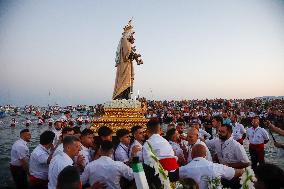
left=187, top=127, right=199, bottom=145
left=191, top=144, right=206, bottom=159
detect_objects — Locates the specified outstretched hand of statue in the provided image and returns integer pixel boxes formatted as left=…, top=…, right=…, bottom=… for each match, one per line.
left=128, top=47, right=143, bottom=65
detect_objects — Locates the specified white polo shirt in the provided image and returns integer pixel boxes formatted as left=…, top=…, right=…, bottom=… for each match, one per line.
left=247, top=126, right=269, bottom=144
left=10, top=138, right=29, bottom=166
left=81, top=156, right=134, bottom=189
left=188, top=139, right=212, bottom=162
left=52, top=143, right=63, bottom=158
left=48, top=152, right=73, bottom=189
left=206, top=137, right=249, bottom=165
left=198, top=129, right=211, bottom=140
left=114, top=143, right=129, bottom=163
left=169, top=141, right=185, bottom=161
left=129, top=140, right=143, bottom=161
left=179, top=157, right=235, bottom=189
left=142, top=134, right=176, bottom=165
left=231, top=122, right=246, bottom=141
left=79, top=145, right=93, bottom=167
left=29, top=144, right=50, bottom=180
left=52, top=129, right=62, bottom=147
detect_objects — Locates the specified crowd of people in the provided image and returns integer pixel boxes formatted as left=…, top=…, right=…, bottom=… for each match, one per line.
left=8, top=98, right=284, bottom=189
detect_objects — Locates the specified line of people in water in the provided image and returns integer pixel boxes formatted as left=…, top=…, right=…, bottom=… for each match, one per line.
left=10, top=111, right=284, bottom=189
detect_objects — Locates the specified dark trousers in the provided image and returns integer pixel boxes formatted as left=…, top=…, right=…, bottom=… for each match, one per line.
left=29, top=175, right=48, bottom=189
left=10, top=164, right=28, bottom=189
left=249, top=147, right=265, bottom=170
left=222, top=177, right=241, bottom=189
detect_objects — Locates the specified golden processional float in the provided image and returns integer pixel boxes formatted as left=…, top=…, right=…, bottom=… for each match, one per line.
left=91, top=20, right=148, bottom=133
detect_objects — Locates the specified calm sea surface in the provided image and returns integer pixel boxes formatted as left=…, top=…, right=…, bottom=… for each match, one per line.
left=0, top=114, right=283, bottom=188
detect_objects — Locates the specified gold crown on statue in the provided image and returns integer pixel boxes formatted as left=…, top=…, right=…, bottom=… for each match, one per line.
left=123, top=20, right=134, bottom=33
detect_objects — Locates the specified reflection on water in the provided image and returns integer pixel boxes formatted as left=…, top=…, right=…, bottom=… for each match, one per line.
left=0, top=115, right=283, bottom=188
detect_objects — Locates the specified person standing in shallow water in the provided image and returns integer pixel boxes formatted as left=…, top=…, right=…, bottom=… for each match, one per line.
left=247, top=116, right=269, bottom=170
left=10, top=129, right=31, bottom=189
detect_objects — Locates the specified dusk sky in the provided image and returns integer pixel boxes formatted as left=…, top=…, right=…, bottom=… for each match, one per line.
left=0, top=0, right=284, bottom=106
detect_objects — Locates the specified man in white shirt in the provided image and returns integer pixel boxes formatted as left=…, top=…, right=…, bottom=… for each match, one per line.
left=166, top=128, right=186, bottom=165
left=206, top=124, right=250, bottom=189
left=142, top=118, right=179, bottom=189
left=187, top=128, right=212, bottom=163
left=29, top=130, right=55, bottom=189
left=79, top=129, right=94, bottom=168
left=247, top=116, right=269, bottom=170
left=48, top=135, right=81, bottom=189
left=176, top=144, right=244, bottom=189
left=211, top=116, right=223, bottom=137
left=129, top=125, right=145, bottom=162
left=52, top=120, right=62, bottom=147
left=114, top=129, right=131, bottom=163
left=10, top=129, right=31, bottom=189
left=52, top=127, right=74, bottom=158
left=47, top=117, right=54, bottom=127
left=142, top=118, right=178, bottom=171
left=231, top=115, right=246, bottom=145
left=81, top=141, right=134, bottom=189
left=206, top=124, right=250, bottom=169
left=191, top=120, right=211, bottom=140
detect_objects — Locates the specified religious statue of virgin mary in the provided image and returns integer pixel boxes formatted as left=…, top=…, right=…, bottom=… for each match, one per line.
left=113, top=20, right=143, bottom=100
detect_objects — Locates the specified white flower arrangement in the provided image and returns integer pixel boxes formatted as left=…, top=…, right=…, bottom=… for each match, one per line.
left=104, top=99, right=141, bottom=109
left=240, top=166, right=257, bottom=189
left=146, top=141, right=172, bottom=189
left=204, top=176, right=223, bottom=189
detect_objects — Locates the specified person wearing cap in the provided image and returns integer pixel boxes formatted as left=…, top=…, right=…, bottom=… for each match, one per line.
left=142, top=118, right=179, bottom=172
left=187, top=127, right=212, bottom=163
left=48, top=136, right=81, bottom=189
left=81, top=141, right=134, bottom=189
left=29, top=131, right=55, bottom=189
left=231, top=114, right=246, bottom=145
left=10, top=129, right=31, bottom=189
left=174, top=144, right=244, bottom=189
left=246, top=116, right=269, bottom=170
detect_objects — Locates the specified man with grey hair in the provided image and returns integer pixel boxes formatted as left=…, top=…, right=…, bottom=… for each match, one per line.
left=187, top=127, right=212, bottom=162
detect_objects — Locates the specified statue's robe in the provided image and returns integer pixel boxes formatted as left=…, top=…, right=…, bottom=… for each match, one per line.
left=113, top=36, right=134, bottom=100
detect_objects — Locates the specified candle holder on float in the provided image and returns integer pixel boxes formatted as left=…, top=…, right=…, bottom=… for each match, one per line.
left=91, top=99, right=148, bottom=133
